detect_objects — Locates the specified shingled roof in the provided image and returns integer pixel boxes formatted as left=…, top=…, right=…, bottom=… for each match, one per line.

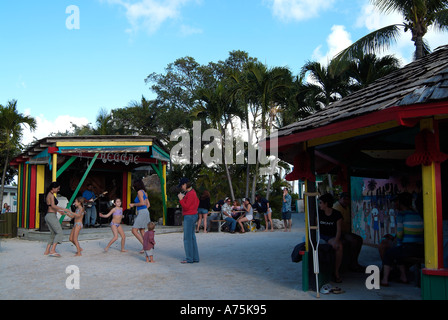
left=277, top=44, right=448, bottom=139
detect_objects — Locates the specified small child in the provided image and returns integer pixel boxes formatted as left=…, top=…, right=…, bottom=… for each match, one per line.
left=99, top=198, right=127, bottom=252
left=143, top=222, right=156, bottom=263
left=67, top=197, right=85, bottom=256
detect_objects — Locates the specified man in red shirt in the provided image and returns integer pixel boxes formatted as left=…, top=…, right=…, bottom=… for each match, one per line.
left=178, top=177, right=200, bottom=263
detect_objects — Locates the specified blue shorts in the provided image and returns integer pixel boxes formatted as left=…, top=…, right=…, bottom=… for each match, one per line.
left=282, top=211, right=291, bottom=220
left=197, top=208, right=208, bottom=215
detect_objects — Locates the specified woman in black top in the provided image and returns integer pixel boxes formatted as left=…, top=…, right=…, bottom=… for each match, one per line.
left=318, top=193, right=343, bottom=283
left=44, top=181, right=71, bottom=257
left=196, top=190, right=211, bottom=233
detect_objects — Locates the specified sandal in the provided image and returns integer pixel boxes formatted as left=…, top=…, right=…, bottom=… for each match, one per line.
left=330, top=287, right=345, bottom=294
left=320, top=284, right=332, bottom=294
left=49, top=253, right=61, bottom=258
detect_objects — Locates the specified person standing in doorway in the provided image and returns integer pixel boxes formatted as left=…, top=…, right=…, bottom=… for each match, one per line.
left=178, top=177, right=199, bottom=264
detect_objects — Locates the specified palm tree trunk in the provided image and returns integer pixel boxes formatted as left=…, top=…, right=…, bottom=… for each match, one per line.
left=220, top=123, right=235, bottom=200
left=414, top=35, right=424, bottom=59
left=245, top=117, right=251, bottom=198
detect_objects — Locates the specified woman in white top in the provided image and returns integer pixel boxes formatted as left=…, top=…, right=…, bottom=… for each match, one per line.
left=238, top=198, right=253, bottom=233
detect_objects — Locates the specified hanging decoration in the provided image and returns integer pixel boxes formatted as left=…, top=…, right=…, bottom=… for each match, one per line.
left=406, top=129, right=448, bottom=167
left=285, top=151, right=315, bottom=182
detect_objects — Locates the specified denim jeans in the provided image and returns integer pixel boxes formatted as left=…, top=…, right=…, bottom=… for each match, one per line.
left=183, top=214, right=199, bottom=263
left=225, top=217, right=237, bottom=232
left=84, top=206, right=97, bottom=226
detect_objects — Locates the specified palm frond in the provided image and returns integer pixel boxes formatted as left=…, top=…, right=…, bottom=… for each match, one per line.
left=334, top=24, right=403, bottom=62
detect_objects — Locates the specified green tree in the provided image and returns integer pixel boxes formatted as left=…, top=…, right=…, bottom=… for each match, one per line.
left=347, top=52, right=401, bottom=90
left=336, top=0, right=448, bottom=60
left=235, top=62, right=294, bottom=200
left=300, top=59, right=351, bottom=109
left=0, top=100, right=36, bottom=207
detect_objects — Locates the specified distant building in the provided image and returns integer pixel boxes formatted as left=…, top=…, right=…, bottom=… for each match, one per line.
left=2, top=185, right=18, bottom=212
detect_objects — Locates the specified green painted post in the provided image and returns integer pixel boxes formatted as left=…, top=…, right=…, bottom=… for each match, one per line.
left=56, top=156, right=77, bottom=178
left=59, top=153, right=98, bottom=223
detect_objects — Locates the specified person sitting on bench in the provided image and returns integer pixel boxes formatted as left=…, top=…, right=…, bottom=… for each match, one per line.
left=318, top=193, right=343, bottom=283
left=222, top=197, right=237, bottom=233
left=237, top=198, right=253, bottom=233
left=333, top=192, right=365, bottom=272
left=380, top=192, right=424, bottom=287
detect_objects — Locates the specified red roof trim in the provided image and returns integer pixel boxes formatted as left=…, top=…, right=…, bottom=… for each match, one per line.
left=265, top=101, right=448, bottom=150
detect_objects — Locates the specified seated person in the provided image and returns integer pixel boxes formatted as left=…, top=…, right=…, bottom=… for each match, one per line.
left=381, top=192, right=424, bottom=286
left=237, top=198, right=254, bottom=233
left=221, top=197, right=237, bottom=233
left=333, top=192, right=365, bottom=272
left=318, top=193, right=343, bottom=283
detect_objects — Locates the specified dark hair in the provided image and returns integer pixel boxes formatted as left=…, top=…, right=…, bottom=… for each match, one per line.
left=75, top=197, right=85, bottom=208
left=133, top=179, right=146, bottom=191
left=319, top=193, right=334, bottom=207
left=398, top=192, right=413, bottom=209
left=46, top=181, right=60, bottom=195
left=200, top=190, right=210, bottom=200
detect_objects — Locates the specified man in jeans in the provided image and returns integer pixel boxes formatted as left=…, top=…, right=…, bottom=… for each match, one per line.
left=222, top=197, right=237, bottom=233
left=82, top=184, right=97, bottom=228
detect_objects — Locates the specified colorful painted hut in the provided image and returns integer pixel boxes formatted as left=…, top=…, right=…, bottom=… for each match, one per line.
left=10, top=135, right=170, bottom=229
left=264, top=45, right=448, bottom=299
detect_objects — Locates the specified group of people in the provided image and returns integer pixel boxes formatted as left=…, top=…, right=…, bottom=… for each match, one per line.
left=316, top=191, right=425, bottom=286
left=195, top=188, right=294, bottom=234
left=42, top=179, right=156, bottom=263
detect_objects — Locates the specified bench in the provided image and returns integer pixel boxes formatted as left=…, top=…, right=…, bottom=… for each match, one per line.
left=210, top=220, right=227, bottom=233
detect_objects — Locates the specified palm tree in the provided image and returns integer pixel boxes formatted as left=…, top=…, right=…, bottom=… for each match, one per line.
left=0, top=100, right=37, bottom=207
left=194, top=80, right=243, bottom=200
left=347, top=52, right=401, bottom=90
left=236, top=62, right=294, bottom=200
left=300, top=59, right=351, bottom=109
left=336, top=0, right=448, bottom=61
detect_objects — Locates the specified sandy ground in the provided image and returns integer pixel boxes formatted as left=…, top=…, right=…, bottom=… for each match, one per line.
left=0, top=212, right=421, bottom=301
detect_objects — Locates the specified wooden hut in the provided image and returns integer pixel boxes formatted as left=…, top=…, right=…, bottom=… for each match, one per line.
left=264, top=45, right=448, bottom=299
left=10, top=135, right=170, bottom=229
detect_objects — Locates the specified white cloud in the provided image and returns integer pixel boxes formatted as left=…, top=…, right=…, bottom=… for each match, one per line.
left=21, top=111, right=89, bottom=146
left=312, top=25, right=352, bottom=65
left=103, top=0, right=198, bottom=35
left=265, top=0, right=335, bottom=21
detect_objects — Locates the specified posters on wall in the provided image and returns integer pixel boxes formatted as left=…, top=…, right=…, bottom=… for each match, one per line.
left=350, top=175, right=421, bottom=245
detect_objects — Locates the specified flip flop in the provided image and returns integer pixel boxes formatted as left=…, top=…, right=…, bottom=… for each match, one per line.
left=330, top=287, right=345, bottom=294
left=320, top=284, right=332, bottom=294
left=49, top=253, right=61, bottom=258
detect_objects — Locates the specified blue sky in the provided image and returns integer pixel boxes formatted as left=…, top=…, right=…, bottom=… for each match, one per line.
left=1, top=0, right=446, bottom=145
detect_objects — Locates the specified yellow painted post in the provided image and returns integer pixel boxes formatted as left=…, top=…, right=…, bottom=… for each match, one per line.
left=52, top=153, right=57, bottom=182
left=420, top=118, right=439, bottom=269
left=127, top=172, right=132, bottom=207
left=35, top=165, right=45, bottom=229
